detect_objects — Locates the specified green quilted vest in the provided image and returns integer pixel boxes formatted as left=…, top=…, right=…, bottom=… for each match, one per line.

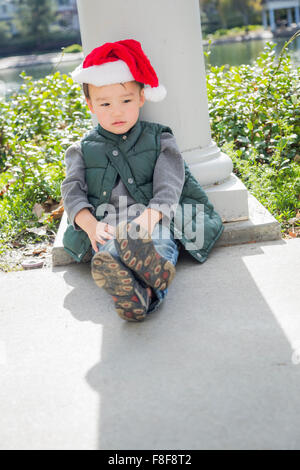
left=62, top=119, right=224, bottom=263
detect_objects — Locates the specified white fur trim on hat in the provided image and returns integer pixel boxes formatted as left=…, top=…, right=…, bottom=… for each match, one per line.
left=144, top=84, right=167, bottom=102
left=71, top=60, right=134, bottom=87
left=71, top=58, right=167, bottom=102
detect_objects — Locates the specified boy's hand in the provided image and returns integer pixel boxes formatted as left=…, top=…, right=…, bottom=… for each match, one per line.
left=88, top=221, right=115, bottom=252
left=132, top=208, right=162, bottom=236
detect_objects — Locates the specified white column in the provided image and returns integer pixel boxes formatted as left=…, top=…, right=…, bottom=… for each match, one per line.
left=269, top=8, right=276, bottom=32
left=262, top=9, right=268, bottom=29
left=76, top=0, right=249, bottom=221
left=295, top=6, right=300, bottom=26
left=287, top=8, right=293, bottom=26
left=296, top=6, right=300, bottom=26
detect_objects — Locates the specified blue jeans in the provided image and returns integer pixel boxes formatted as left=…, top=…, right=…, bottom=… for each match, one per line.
left=91, top=220, right=181, bottom=314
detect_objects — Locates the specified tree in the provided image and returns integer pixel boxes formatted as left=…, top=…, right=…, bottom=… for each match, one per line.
left=0, top=21, right=11, bottom=43
left=12, top=0, right=56, bottom=47
left=200, top=0, right=263, bottom=28
left=218, top=0, right=262, bottom=27
left=199, top=0, right=221, bottom=34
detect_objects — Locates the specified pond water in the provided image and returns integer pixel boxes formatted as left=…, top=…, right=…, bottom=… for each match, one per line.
left=0, top=36, right=299, bottom=97
left=203, top=36, right=300, bottom=68
left=0, top=59, right=81, bottom=97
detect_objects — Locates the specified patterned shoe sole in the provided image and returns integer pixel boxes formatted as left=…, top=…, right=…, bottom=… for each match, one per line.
left=91, top=251, right=149, bottom=322
left=115, top=221, right=176, bottom=291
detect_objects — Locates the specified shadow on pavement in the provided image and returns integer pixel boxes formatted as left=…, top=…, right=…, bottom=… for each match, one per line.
left=57, top=239, right=300, bottom=450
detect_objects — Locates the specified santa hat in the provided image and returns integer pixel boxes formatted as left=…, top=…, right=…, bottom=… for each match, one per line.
left=71, top=39, right=167, bottom=102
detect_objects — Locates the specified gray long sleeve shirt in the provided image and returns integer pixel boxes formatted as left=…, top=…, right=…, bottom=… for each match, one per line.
left=61, top=131, right=185, bottom=230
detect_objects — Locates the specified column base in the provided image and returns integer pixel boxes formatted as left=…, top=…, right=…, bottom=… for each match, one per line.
left=183, top=144, right=248, bottom=221
left=182, top=145, right=233, bottom=187
left=204, top=173, right=249, bottom=222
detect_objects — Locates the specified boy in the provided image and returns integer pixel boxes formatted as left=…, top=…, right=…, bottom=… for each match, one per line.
left=61, top=39, right=224, bottom=323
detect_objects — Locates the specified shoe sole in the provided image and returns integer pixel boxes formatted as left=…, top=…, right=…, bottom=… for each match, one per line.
left=115, top=221, right=176, bottom=291
left=91, top=251, right=149, bottom=322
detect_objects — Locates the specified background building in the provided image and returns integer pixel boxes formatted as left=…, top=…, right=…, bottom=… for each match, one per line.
left=262, top=0, right=300, bottom=31
left=0, top=0, right=16, bottom=35
left=55, top=0, right=79, bottom=31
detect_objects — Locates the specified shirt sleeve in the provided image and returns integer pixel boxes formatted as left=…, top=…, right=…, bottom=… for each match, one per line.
left=60, top=142, right=94, bottom=231
left=147, top=132, right=185, bottom=224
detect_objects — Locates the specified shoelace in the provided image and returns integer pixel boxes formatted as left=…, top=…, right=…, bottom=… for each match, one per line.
left=134, top=285, right=150, bottom=310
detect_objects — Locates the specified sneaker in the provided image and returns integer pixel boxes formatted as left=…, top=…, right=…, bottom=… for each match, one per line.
left=91, top=251, right=150, bottom=322
left=115, top=220, right=176, bottom=291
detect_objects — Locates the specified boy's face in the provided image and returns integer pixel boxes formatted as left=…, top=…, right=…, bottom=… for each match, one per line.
left=85, top=81, right=145, bottom=134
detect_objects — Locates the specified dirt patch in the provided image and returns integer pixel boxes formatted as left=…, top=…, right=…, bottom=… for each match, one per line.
left=0, top=238, right=55, bottom=272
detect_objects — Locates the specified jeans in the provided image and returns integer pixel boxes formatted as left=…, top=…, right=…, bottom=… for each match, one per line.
left=91, top=220, right=181, bottom=314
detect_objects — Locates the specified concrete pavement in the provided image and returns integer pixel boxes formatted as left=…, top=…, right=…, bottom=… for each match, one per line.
left=0, top=238, right=300, bottom=450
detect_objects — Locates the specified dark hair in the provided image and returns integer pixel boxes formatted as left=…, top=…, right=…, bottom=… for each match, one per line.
left=82, top=81, right=144, bottom=100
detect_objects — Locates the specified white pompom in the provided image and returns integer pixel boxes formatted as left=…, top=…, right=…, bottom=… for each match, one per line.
left=144, top=84, right=167, bottom=102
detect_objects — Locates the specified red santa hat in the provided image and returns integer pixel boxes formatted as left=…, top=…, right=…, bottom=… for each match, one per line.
left=71, top=39, right=167, bottom=102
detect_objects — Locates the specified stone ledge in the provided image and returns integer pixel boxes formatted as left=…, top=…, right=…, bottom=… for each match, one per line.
left=52, top=192, right=281, bottom=266
left=215, top=193, right=281, bottom=247
left=52, top=210, right=92, bottom=267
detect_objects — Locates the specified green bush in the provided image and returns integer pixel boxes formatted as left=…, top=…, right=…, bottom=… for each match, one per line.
left=63, top=44, right=82, bottom=53
left=213, top=28, right=228, bottom=38
left=205, top=35, right=300, bottom=228
left=204, top=25, right=263, bottom=40
left=0, top=71, right=91, bottom=253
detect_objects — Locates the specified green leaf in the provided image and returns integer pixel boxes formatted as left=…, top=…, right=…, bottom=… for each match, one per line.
left=291, top=95, right=298, bottom=105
